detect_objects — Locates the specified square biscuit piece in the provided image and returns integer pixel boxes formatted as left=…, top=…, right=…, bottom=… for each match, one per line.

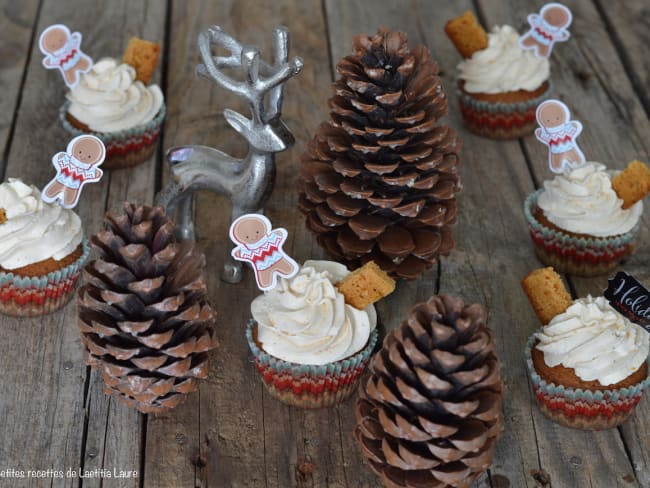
left=521, top=267, right=572, bottom=326
left=444, top=11, right=488, bottom=59
left=123, top=37, right=161, bottom=84
left=611, top=160, right=650, bottom=209
left=336, top=261, right=395, bottom=310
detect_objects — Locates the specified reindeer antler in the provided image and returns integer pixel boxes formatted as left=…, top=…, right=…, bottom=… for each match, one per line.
left=196, top=25, right=303, bottom=124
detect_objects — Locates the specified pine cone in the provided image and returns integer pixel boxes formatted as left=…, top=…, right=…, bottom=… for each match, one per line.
left=298, top=28, right=461, bottom=279
left=77, top=204, right=218, bottom=413
left=354, top=295, right=503, bottom=488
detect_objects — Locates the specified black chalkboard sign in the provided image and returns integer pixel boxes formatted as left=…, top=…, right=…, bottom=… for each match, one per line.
left=604, top=271, right=650, bottom=330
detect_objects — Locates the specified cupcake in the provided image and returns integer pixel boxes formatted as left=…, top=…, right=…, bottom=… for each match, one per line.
left=525, top=161, right=648, bottom=276
left=0, top=179, right=89, bottom=316
left=445, top=11, right=553, bottom=138
left=522, top=268, right=650, bottom=430
left=246, top=260, right=395, bottom=408
left=60, top=38, right=165, bottom=169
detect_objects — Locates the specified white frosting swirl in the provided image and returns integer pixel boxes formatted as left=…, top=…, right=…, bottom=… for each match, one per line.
left=458, top=25, right=550, bottom=94
left=251, top=260, right=377, bottom=365
left=0, top=179, right=83, bottom=270
left=537, top=162, right=642, bottom=237
left=67, top=58, right=164, bottom=132
left=535, top=296, right=649, bottom=386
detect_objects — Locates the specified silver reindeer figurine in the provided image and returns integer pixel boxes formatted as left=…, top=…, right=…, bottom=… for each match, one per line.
left=155, top=25, right=303, bottom=283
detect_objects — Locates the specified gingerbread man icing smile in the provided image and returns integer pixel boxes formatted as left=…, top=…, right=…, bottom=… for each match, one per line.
left=39, top=24, right=92, bottom=87
left=229, top=214, right=299, bottom=291
left=519, top=3, right=572, bottom=58
left=42, top=135, right=105, bottom=208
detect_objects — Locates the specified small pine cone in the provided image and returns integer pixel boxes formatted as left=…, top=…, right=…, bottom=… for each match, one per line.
left=354, top=295, right=503, bottom=488
left=298, top=28, right=461, bottom=280
left=78, top=204, right=218, bottom=414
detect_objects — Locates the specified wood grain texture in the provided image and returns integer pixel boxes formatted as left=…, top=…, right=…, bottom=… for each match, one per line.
left=595, top=0, right=650, bottom=116
left=480, top=1, right=649, bottom=486
left=1, top=1, right=649, bottom=487
left=0, top=1, right=166, bottom=487
left=0, top=0, right=41, bottom=172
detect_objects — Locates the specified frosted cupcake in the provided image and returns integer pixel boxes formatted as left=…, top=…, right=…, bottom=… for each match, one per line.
left=525, top=162, right=644, bottom=276
left=522, top=268, right=649, bottom=430
left=445, top=12, right=554, bottom=138
left=61, top=39, right=165, bottom=169
left=246, top=260, right=395, bottom=408
left=0, top=179, right=89, bottom=316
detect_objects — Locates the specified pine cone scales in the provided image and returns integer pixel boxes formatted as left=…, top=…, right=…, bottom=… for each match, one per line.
left=78, top=204, right=218, bottom=413
left=299, top=28, right=461, bottom=279
left=355, top=295, right=503, bottom=487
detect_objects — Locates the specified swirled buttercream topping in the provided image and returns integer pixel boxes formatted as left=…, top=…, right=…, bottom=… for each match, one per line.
left=66, top=58, right=163, bottom=132
left=0, top=179, right=83, bottom=269
left=535, top=295, right=649, bottom=386
left=537, top=162, right=642, bottom=236
left=458, top=25, right=550, bottom=94
left=251, top=260, right=377, bottom=365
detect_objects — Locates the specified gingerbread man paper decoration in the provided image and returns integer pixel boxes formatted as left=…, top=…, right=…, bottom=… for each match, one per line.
left=39, top=24, right=92, bottom=88
left=519, top=3, right=572, bottom=58
left=42, top=135, right=105, bottom=208
left=535, top=99, right=586, bottom=173
left=229, top=214, right=299, bottom=291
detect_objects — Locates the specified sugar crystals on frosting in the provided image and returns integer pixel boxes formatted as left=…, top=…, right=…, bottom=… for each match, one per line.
left=251, top=260, right=376, bottom=365
left=0, top=179, right=83, bottom=269
left=535, top=295, right=649, bottom=386
left=67, top=58, right=164, bottom=132
left=458, top=25, right=550, bottom=94
left=537, top=162, right=642, bottom=236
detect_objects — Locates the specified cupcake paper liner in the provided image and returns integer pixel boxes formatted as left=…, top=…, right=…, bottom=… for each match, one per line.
left=246, top=319, right=378, bottom=409
left=0, top=239, right=90, bottom=317
left=525, top=333, right=649, bottom=430
left=524, top=190, right=639, bottom=276
left=59, top=101, right=166, bottom=170
left=457, top=80, right=552, bottom=139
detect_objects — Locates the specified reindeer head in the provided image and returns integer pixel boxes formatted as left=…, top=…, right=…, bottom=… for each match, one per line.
left=197, top=26, right=303, bottom=154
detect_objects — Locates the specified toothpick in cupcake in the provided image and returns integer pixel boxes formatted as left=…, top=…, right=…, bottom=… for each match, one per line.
left=519, top=3, right=572, bottom=59
left=39, top=24, right=93, bottom=88
left=535, top=99, right=586, bottom=173
left=42, top=135, right=105, bottom=208
left=229, top=214, right=299, bottom=291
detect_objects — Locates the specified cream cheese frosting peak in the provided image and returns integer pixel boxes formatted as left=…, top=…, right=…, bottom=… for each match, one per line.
left=535, top=295, right=649, bottom=386
left=537, top=162, right=642, bottom=237
left=458, top=25, right=550, bottom=94
left=0, top=179, right=83, bottom=269
left=251, top=260, right=377, bottom=365
left=66, top=58, right=164, bottom=132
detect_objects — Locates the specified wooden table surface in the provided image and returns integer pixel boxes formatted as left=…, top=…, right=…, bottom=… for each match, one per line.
left=1, top=0, right=649, bottom=487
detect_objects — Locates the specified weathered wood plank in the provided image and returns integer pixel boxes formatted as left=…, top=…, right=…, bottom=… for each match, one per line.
left=325, top=1, right=543, bottom=487
left=0, top=1, right=166, bottom=487
left=478, top=0, right=650, bottom=486
left=0, top=0, right=40, bottom=170
left=80, top=3, right=168, bottom=486
left=595, top=0, right=650, bottom=117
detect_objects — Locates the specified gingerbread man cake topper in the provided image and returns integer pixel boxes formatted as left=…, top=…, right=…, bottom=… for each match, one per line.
left=535, top=99, right=586, bottom=174
left=229, top=214, right=299, bottom=291
left=42, top=135, right=105, bottom=209
left=519, top=3, right=572, bottom=59
left=39, top=24, right=93, bottom=88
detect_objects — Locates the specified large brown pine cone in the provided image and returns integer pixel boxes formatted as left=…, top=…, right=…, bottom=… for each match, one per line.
left=355, top=295, right=503, bottom=487
left=298, top=28, right=461, bottom=279
left=78, top=204, right=218, bottom=413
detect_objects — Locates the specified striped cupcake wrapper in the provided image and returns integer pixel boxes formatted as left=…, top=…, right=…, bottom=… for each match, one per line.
left=59, top=101, right=166, bottom=170
left=457, top=80, right=552, bottom=139
left=525, top=334, right=650, bottom=430
left=0, top=239, right=90, bottom=317
left=246, top=319, right=378, bottom=408
left=524, top=190, right=639, bottom=276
